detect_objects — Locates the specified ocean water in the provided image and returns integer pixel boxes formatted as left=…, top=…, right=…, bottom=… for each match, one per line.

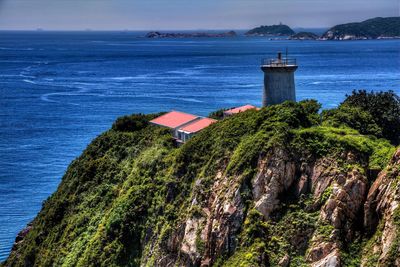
left=0, top=31, right=399, bottom=260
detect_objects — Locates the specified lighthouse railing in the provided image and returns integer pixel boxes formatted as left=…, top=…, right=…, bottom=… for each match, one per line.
left=261, top=58, right=297, bottom=66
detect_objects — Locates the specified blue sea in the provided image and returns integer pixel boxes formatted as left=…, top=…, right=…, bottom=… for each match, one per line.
left=0, top=31, right=399, bottom=260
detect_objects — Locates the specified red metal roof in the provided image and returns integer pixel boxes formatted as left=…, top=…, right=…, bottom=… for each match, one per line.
left=179, top=118, right=217, bottom=133
left=150, top=111, right=198, bottom=129
left=224, top=104, right=258, bottom=115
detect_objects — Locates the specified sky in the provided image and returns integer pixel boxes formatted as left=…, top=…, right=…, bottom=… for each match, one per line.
left=0, top=0, right=398, bottom=30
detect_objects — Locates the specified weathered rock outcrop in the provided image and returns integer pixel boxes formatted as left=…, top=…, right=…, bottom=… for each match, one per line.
left=147, top=148, right=398, bottom=266
left=150, top=167, right=247, bottom=266
left=252, top=148, right=296, bottom=219
left=306, top=155, right=368, bottom=266
left=362, top=148, right=400, bottom=266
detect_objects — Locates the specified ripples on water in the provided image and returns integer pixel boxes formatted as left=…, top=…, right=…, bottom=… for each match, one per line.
left=0, top=31, right=399, bottom=260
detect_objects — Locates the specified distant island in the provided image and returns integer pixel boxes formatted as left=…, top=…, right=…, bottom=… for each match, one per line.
left=143, top=17, right=400, bottom=41
left=289, top=31, right=319, bottom=40
left=145, top=31, right=237, bottom=38
left=321, top=17, right=400, bottom=40
left=245, top=23, right=295, bottom=36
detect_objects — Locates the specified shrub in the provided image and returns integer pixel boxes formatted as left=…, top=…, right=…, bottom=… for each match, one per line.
left=242, top=209, right=269, bottom=246
left=322, top=105, right=382, bottom=138
left=112, top=113, right=161, bottom=132
left=299, top=99, right=322, bottom=125
left=208, top=108, right=231, bottom=120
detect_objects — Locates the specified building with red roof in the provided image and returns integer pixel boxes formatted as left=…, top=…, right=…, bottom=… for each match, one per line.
left=223, top=104, right=259, bottom=117
left=150, top=111, right=199, bottom=129
left=150, top=111, right=216, bottom=143
left=150, top=105, right=258, bottom=143
left=177, top=118, right=217, bottom=142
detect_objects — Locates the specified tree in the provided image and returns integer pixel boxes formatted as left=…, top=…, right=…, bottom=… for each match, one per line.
left=112, top=114, right=149, bottom=132
left=341, top=90, right=400, bottom=145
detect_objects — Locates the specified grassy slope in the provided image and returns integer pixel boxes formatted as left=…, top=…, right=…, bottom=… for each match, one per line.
left=3, top=101, right=395, bottom=266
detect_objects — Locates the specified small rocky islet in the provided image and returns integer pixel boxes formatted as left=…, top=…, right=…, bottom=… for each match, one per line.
left=145, top=31, right=237, bottom=38
left=288, top=32, right=320, bottom=40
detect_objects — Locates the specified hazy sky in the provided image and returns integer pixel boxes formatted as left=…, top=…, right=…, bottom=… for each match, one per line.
left=0, top=0, right=398, bottom=30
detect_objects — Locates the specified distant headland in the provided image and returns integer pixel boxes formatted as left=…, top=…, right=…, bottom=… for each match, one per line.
left=247, top=17, right=400, bottom=40
left=320, top=17, right=400, bottom=40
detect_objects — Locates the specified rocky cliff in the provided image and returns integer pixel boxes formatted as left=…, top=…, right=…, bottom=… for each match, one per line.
left=2, top=94, right=399, bottom=266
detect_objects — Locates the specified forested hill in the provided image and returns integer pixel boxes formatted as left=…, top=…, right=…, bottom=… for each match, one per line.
left=245, top=24, right=295, bottom=36
left=3, top=91, right=400, bottom=267
left=321, top=17, right=400, bottom=40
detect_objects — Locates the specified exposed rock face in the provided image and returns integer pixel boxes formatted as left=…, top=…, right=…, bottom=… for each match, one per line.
left=320, top=169, right=367, bottom=231
left=362, top=148, right=400, bottom=266
left=278, top=254, right=290, bottom=267
left=146, top=148, right=400, bottom=266
left=310, top=249, right=341, bottom=267
left=145, top=147, right=300, bottom=266
left=151, top=167, right=247, bottom=266
left=297, top=152, right=367, bottom=267
left=252, top=148, right=296, bottom=219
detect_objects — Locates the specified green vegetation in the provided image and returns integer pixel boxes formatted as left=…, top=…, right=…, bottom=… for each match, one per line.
left=362, top=220, right=384, bottom=267
left=246, top=23, right=295, bottom=36
left=319, top=186, right=333, bottom=205
left=341, top=90, right=400, bottom=145
left=322, top=17, right=400, bottom=40
left=241, top=209, right=270, bottom=246
left=322, top=105, right=382, bottom=137
left=3, top=91, right=398, bottom=266
left=292, top=126, right=394, bottom=170
left=112, top=113, right=160, bottom=132
left=387, top=207, right=400, bottom=265
left=361, top=206, right=400, bottom=267
left=219, top=242, right=268, bottom=267
left=208, top=108, right=231, bottom=120
left=315, top=222, right=335, bottom=241
left=267, top=202, right=319, bottom=265
left=340, top=237, right=365, bottom=267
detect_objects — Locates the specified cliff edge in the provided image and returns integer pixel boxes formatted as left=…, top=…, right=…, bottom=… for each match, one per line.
left=3, top=91, right=400, bottom=267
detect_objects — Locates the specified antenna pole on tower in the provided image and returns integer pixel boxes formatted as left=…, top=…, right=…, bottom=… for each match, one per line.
left=285, top=48, right=288, bottom=64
